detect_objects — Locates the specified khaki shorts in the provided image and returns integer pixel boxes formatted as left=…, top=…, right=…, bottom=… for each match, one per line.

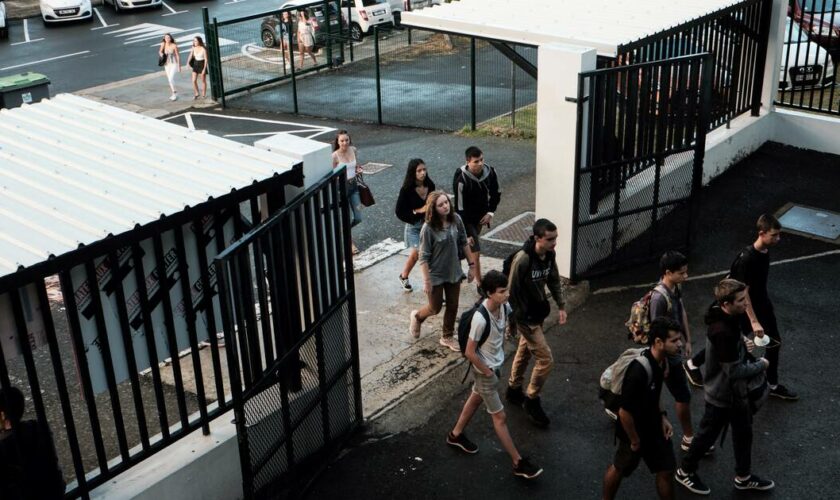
left=472, top=368, right=504, bottom=414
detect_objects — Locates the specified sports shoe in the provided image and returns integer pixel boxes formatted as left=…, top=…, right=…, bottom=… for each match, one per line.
left=506, top=386, right=526, bottom=406
left=169, top=94, right=177, bottom=101
left=734, top=474, right=775, bottom=491
left=604, top=408, right=618, bottom=421
left=513, top=456, right=543, bottom=479
left=398, top=274, right=412, bottom=291
left=675, top=468, right=711, bottom=495
left=680, top=435, right=715, bottom=455
left=683, top=361, right=704, bottom=387
left=446, top=431, right=478, bottom=454
left=439, top=336, right=459, bottom=352
left=523, top=396, right=550, bottom=427
left=409, top=310, right=421, bottom=339
left=769, top=384, right=799, bottom=400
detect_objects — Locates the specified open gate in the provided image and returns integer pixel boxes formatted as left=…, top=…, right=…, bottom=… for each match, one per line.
left=571, top=54, right=713, bottom=280
left=214, top=171, right=362, bottom=499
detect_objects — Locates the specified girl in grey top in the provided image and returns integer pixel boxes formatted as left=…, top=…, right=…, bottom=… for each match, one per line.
left=409, top=191, right=473, bottom=352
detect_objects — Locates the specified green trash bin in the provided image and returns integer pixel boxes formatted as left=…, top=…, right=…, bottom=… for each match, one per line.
left=0, top=72, right=51, bottom=109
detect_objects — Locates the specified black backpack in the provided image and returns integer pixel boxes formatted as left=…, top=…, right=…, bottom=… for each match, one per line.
left=501, top=249, right=524, bottom=278
left=457, top=300, right=491, bottom=354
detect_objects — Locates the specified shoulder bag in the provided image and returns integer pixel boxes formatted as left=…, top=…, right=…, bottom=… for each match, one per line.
left=356, top=173, right=375, bottom=207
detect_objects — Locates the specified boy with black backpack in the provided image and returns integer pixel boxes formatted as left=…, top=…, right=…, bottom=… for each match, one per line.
left=446, top=271, right=543, bottom=480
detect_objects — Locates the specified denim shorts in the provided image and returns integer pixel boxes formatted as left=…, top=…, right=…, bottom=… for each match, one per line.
left=404, top=221, right=423, bottom=249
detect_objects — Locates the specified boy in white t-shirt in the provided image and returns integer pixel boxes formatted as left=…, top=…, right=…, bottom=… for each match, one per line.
left=445, top=270, right=543, bottom=480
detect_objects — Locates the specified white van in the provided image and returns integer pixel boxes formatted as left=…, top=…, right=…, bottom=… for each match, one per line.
left=340, top=0, right=393, bottom=41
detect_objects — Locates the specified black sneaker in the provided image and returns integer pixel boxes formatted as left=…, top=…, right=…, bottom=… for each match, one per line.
left=683, top=361, right=704, bottom=387
left=446, top=431, right=478, bottom=454
left=523, top=396, right=550, bottom=427
left=734, top=474, right=775, bottom=491
left=398, top=274, right=412, bottom=291
left=513, top=456, right=543, bottom=479
left=506, top=385, right=526, bottom=406
left=769, top=384, right=799, bottom=400
left=675, top=468, right=711, bottom=495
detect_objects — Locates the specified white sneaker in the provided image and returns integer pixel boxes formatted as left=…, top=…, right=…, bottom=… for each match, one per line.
left=169, top=94, right=177, bottom=101
left=409, top=310, right=421, bottom=339
left=439, top=336, right=459, bottom=352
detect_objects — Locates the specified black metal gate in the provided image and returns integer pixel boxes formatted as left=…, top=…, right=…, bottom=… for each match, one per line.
left=571, top=54, right=713, bottom=280
left=214, top=171, right=362, bottom=499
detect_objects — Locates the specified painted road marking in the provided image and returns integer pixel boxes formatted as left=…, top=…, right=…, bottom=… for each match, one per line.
left=161, top=1, right=187, bottom=16
left=149, top=31, right=236, bottom=52
left=11, top=19, right=44, bottom=45
left=592, top=248, right=840, bottom=295
left=91, top=7, right=119, bottom=30
left=163, top=112, right=336, bottom=140
left=105, top=23, right=184, bottom=45
left=0, top=51, right=91, bottom=71
left=224, top=0, right=246, bottom=4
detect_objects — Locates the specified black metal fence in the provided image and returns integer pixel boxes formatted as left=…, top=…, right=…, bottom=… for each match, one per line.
left=0, top=170, right=301, bottom=499
left=215, top=170, right=362, bottom=499
left=204, top=3, right=537, bottom=134
left=612, top=0, right=773, bottom=130
left=776, top=0, right=840, bottom=114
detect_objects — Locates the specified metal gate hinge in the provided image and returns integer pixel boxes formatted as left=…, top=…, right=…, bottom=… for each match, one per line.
left=565, top=96, right=589, bottom=104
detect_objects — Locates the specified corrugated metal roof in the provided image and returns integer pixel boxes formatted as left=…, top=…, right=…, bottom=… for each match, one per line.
left=0, top=94, right=298, bottom=278
left=402, top=0, right=745, bottom=56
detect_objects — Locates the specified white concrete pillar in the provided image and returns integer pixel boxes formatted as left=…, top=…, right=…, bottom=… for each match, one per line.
left=535, top=43, right=597, bottom=279
left=760, top=0, right=787, bottom=114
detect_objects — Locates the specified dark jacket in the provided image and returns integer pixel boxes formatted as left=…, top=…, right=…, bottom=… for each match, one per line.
left=507, top=237, right=564, bottom=325
left=703, top=304, right=766, bottom=409
left=452, top=164, right=501, bottom=225
left=0, top=420, right=66, bottom=499
left=394, top=179, right=436, bottom=225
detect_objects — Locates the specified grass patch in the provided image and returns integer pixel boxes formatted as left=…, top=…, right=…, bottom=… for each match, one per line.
left=456, top=103, right=536, bottom=140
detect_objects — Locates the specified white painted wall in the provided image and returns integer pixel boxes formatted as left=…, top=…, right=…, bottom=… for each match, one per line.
left=535, top=43, right=596, bottom=278
left=255, top=133, right=334, bottom=199
left=771, top=109, right=840, bottom=156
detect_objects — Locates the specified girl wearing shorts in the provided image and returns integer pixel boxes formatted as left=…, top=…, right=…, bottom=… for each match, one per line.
left=186, top=36, right=208, bottom=99
left=395, top=159, right=435, bottom=292
left=297, top=10, right=318, bottom=66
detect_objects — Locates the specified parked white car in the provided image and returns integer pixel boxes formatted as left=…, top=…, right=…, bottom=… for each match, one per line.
left=388, top=0, right=442, bottom=24
left=103, top=0, right=162, bottom=13
left=780, top=17, right=836, bottom=90
left=40, top=0, right=93, bottom=23
left=0, top=1, right=8, bottom=41
left=340, top=0, right=393, bottom=41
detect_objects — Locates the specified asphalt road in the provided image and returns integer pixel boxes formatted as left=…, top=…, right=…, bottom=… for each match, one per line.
left=0, top=0, right=279, bottom=93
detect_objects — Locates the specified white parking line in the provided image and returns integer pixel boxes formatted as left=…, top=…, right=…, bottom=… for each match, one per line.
left=0, top=51, right=91, bottom=71
left=11, top=19, right=45, bottom=45
left=224, top=0, right=246, bottom=4
left=91, top=8, right=119, bottom=30
left=161, top=1, right=187, bottom=16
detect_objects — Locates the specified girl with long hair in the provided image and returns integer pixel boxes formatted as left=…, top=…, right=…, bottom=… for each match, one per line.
left=331, top=130, right=364, bottom=254
left=409, top=191, right=473, bottom=351
left=297, top=10, right=318, bottom=66
left=159, top=33, right=181, bottom=101
left=395, top=159, right=435, bottom=291
left=186, top=36, right=208, bottom=99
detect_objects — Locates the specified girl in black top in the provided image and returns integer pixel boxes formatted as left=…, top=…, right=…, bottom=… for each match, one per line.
left=395, top=158, right=435, bottom=291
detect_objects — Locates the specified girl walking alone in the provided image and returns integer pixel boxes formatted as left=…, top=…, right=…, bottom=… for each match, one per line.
left=409, top=191, right=473, bottom=351
left=395, top=159, right=435, bottom=292
left=159, top=33, right=180, bottom=101
left=331, top=130, right=364, bottom=254
left=297, top=10, right=318, bottom=66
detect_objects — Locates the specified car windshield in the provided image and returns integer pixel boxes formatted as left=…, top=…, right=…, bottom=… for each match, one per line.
left=786, top=19, right=810, bottom=44
left=802, top=0, right=839, bottom=11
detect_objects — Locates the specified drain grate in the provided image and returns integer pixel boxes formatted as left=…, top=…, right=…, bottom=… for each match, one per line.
left=777, top=203, right=840, bottom=242
left=361, top=162, right=393, bottom=175
left=482, top=212, right=535, bottom=246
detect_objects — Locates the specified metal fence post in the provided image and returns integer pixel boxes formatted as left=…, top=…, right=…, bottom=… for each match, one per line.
left=324, top=0, right=333, bottom=67
left=288, top=24, right=299, bottom=114
left=510, top=58, right=516, bottom=128
left=213, top=17, right=226, bottom=107
left=347, top=3, right=354, bottom=62
left=203, top=8, right=219, bottom=102
left=750, top=0, right=773, bottom=116
left=470, top=36, right=476, bottom=131
left=375, top=26, right=382, bottom=124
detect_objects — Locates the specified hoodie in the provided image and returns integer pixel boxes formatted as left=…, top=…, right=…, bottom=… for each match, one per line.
left=507, top=237, right=564, bottom=326
left=702, top=304, right=767, bottom=409
left=452, top=164, right=501, bottom=225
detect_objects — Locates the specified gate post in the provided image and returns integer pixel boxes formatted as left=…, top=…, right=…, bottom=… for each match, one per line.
left=470, top=37, right=476, bottom=131
left=374, top=26, right=382, bottom=124
left=750, top=0, right=775, bottom=115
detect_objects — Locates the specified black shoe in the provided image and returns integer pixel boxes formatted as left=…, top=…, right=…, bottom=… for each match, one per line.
left=506, top=385, right=525, bottom=406
left=769, top=384, right=799, bottom=400
left=513, top=456, right=543, bottom=479
left=683, top=361, right=704, bottom=387
left=675, top=468, right=711, bottom=495
left=734, top=474, right=775, bottom=491
left=446, top=431, right=478, bottom=454
left=523, top=396, right=550, bottom=427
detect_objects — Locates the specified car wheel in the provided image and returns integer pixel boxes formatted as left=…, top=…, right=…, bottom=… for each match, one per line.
left=261, top=29, right=276, bottom=48
left=113, top=0, right=121, bottom=13
left=0, top=27, right=8, bottom=40
left=350, top=23, right=362, bottom=42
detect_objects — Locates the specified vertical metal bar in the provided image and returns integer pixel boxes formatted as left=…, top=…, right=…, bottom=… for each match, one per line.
left=8, top=288, right=47, bottom=425
left=374, top=26, right=383, bottom=125
left=321, top=184, right=339, bottom=302
left=130, top=243, right=170, bottom=437
left=346, top=2, right=354, bottom=62
left=750, top=0, right=772, bottom=115
left=228, top=254, right=253, bottom=389
left=106, top=250, right=151, bottom=450
left=172, top=225, right=210, bottom=435
left=309, top=194, right=332, bottom=443
left=688, top=54, right=713, bottom=250
left=570, top=73, right=586, bottom=282
left=151, top=233, right=190, bottom=432
left=329, top=177, right=348, bottom=297
left=288, top=23, right=299, bottom=114
left=58, top=270, right=110, bottom=474
left=278, top=215, right=303, bottom=392
left=83, top=259, right=131, bottom=461
left=196, top=214, right=226, bottom=408
left=212, top=17, right=225, bottom=107
left=324, top=0, right=333, bottom=68
left=202, top=8, right=217, bottom=101
left=251, top=229, right=275, bottom=368
left=470, top=37, right=477, bottom=130
left=264, top=228, right=289, bottom=359
left=32, top=279, right=89, bottom=497
left=294, top=207, right=316, bottom=331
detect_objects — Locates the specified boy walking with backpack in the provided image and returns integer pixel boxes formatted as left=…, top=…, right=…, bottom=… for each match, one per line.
left=504, top=218, right=567, bottom=427
left=447, top=271, right=543, bottom=480
left=602, top=317, right=682, bottom=500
